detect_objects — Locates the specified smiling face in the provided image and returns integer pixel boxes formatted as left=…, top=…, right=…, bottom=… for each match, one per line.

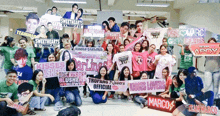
left=119, top=46, right=125, bottom=52
left=16, top=57, right=27, bottom=68
left=179, top=72, right=186, bottom=82
left=40, top=26, right=46, bottom=34
left=100, top=67, right=107, bottom=77
left=68, top=62, right=75, bottom=71
left=142, top=41, right=148, bottom=48
left=134, top=43, right=141, bottom=52
left=124, top=40, right=130, bottom=46
left=149, top=45, right=156, bottom=53
left=136, top=22, right=143, bottom=33
left=19, top=40, right=27, bottom=49
left=123, top=68, right=130, bottom=77
left=72, top=5, right=78, bottom=13
left=26, top=19, right=38, bottom=34
left=77, top=10, right=82, bottom=17
left=141, top=73, right=148, bottom=80
left=107, top=44, right=113, bottom=53
left=172, top=77, right=178, bottom=87
left=120, top=26, right=128, bottom=34
left=160, top=46, right=167, bottom=55
left=109, top=20, right=114, bottom=29
left=18, top=90, right=30, bottom=104
left=6, top=73, right=17, bottom=85
left=162, top=69, right=168, bottom=78
left=48, top=54, right=55, bottom=62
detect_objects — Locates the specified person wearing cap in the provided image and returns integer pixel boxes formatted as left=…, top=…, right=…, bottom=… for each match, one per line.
left=185, top=67, right=214, bottom=106
left=63, top=3, right=78, bottom=19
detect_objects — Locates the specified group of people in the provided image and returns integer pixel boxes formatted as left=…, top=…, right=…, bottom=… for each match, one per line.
left=0, top=3, right=219, bottom=116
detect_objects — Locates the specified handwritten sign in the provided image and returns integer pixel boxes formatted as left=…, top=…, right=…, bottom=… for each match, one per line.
left=190, top=43, right=220, bottom=56
left=105, top=32, right=121, bottom=40
left=35, top=61, right=66, bottom=78
left=188, top=105, right=218, bottom=115
left=60, top=18, right=83, bottom=28
left=84, top=29, right=105, bottom=37
left=167, top=29, right=179, bottom=38
left=167, top=37, right=184, bottom=46
left=148, top=95, right=176, bottom=113
left=70, top=50, right=107, bottom=75
left=34, top=39, right=60, bottom=47
left=8, top=103, right=29, bottom=115
left=74, top=47, right=103, bottom=52
left=87, top=77, right=128, bottom=91
left=15, top=30, right=36, bottom=38
left=128, top=79, right=166, bottom=94
left=58, top=71, right=87, bottom=87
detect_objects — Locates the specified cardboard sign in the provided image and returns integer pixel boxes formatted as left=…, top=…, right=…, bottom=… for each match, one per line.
left=60, top=18, right=83, bottom=28
left=40, top=14, right=63, bottom=30
left=15, top=80, right=29, bottom=85
left=125, top=37, right=144, bottom=51
left=34, top=39, right=60, bottom=47
left=87, top=77, right=128, bottom=91
left=179, top=28, right=206, bottom=37
left=70, top=50, right=107, bottom=75
left=128, top=79, right=166, bottom=94
left=190, top=43, right=220, bottom=56
left=148, top=95, right=176, bottom=113
left=8, top=103, right=29, bottom=114
left=74, top=47, right=103, bottom=52
left=167, top=29, right=179, bottom=38
left=58, top=71, right=87, bottom=87
left=105, top=32, right=121, bottom=40
left=15, top=30, right=36, bottom=38
left=35, top=61, right=66, bottom=78
left=188, top=105, right=218, bottom=115
left=167, top=37, right=184, bottom=46
left=83, top=29, right=105, bottom=37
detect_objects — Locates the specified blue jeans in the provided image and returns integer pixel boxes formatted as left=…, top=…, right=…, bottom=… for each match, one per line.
left=29, top=96, right=48, bottom=109
left=65, top=89, right=82, bottom=106
left=188, top=91, right=214, bottom=106
left=45, top=88, right=61, bottom=106
left=147, top=70, right=155, bottom=79
left=90, top=91, right=107, bottom=104
left=109, top=70, right=115, bottom=95
left=134, top=96, right=147, bottom=105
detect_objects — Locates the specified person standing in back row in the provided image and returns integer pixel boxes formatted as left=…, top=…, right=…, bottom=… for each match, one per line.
left=108, top=17, right=120, bottom=32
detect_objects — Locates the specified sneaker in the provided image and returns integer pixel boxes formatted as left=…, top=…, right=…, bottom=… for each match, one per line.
left=108, top=94, right=114, bottom=99
left=54, top=101, right=64, bottom=111
left=83, top=93, right=87, bottom=98
left=140, top=103, right=144, bottom=108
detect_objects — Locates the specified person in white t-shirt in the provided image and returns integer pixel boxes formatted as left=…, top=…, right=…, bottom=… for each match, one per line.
left=154, top=45, right=176, bottom=79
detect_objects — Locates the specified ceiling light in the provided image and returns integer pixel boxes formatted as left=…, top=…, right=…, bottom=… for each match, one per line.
left=136, top=3, right=170, bottom=7
left=52, top=0, right=87, bottom=4
left=9, top=10, right=33, bottom=12
left=125, top=14, right=146, bottom=17
left=0, top=14, right=7, bottom=17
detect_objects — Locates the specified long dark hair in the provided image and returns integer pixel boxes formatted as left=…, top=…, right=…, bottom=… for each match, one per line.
left=78, top=8, right=83, bottom=18
left=62, top=50, right=71, bottom=61
left=119, top=66, right=131, bottom=80
left=66, top=59, right=76, bottom=71
left=96, top=66, right=108, bottom=80
left=177, top=69, right=188, bottom=80
left=170, top=75, right=183, bottom=92
left=47, top=53, right=56, bottom=62
left=106, top=43, right=114, bottom=60
left=32, top=69, right=43, bottom=90
left=141, top=40, right=149, bottom=51
left=102, top=21, right=110, bottom=31
left=159, top=45, right=168, bottom=54
left=133, top=42, right=142, bottom=52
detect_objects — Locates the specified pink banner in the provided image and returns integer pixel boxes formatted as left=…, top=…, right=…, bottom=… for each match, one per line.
left=83, top=29, right=105, bottom=37
left=58, top=71, right=87, bottom=87
left=105, top=32, right=121, bottom=40
left=128, top=79, right=166, bottom=94
left=35, top=61, right=66, bottom=78
left=167, top=29, right=179, bottom=38
left=125, top=37, right=143, bottom=51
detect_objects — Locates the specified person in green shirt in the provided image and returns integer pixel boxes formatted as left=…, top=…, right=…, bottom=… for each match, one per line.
left=178, top=44, right=193, bottom=70
left=0, top=36, right=18, bottom=74
left=10, top=36, right=37, bottom=69
left=28, top=69, right=54, bottom=111
left=0, top=69, right=23, bottom=116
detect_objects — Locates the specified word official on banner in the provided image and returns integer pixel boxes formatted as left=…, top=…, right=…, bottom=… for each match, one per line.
left=58, top=71, right=87, bottom=87
left=83, top=29, right=105, bottom=37
left=74, top=47, right=104, bottom=52
left=105, top=32, right=122, bottom=40
left=60, top=18, right=83, bottom=28
left=15, top=30, right=36, bottom=38
left=190, top=43, right=220, bottom=56
left=35, top=61, right=66, bottom=78
left=34, top=39, right=60, bottom=47
left=148, top=95, right=176, bottom=113
left=86, top=77, right=128, bottom=92
left=128, top=79, right=166, bottom=94
left=70, top=50, right=107, bottom=75
left=188, top=104, right=218, bottom=115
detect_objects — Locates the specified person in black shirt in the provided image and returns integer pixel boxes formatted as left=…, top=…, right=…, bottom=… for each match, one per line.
left=46, top=22, right=59, bottom=39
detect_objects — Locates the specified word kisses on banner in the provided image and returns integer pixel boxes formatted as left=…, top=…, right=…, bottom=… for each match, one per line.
left=148, top=95, right=176, bottom=113
left=190, top=43, right=220, bottom=56
left=188, top=105, right=218, bottom=115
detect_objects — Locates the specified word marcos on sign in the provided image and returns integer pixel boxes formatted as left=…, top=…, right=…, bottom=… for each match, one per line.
left=190, top=43, right=220, bottom=56
left=148, top=95, right=176, bottom=113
